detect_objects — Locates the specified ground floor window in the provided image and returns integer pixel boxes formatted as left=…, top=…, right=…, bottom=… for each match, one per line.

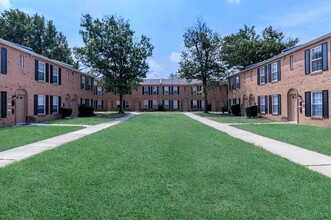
left=173, top=100, right=179, bottom=109
left=123, top=100, right=129, bottom=109
left=144, top=100, right=149, bottom=109
left=272, top=95, right=279, bottom=114
left=38, top=95, right=45, bottom=115
left=260, top=96, right=266, bottom=113
left=312, top=91, right=323, bottom=117
left=192, top=100, right=198, bottom=109
left=164, top=100, right=170, bottom=109
left=152, top=100, right=158, bottom=109
left=52, top=96, right=59, bottom=114
left=97, top=100, right=103, bottom=109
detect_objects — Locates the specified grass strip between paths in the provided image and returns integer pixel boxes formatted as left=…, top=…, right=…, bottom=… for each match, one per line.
left=46, top=113, right=127, bottom=125
left=1, top=113, right=331, bottom=219
left=197, top=112, right=274, bottom=123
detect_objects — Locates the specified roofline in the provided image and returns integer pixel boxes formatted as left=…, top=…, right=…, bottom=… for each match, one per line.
left=228, top=32, right=331, bottom=78
left=0, top=38, right=92, bottom=78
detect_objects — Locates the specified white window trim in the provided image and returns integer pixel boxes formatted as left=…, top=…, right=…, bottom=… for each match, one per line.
left=82, top=76, right=86, bottom=89
left=192, top=100, right=198, bottom=109
left=260, top=67, right=265, bottom=84
left=311, top=45, right=322, bottom=73
left=271, top=63, right=278, bottom=82
left=53, top=67, right=59, bottom=84
left=173, top=86, right=178, bottom=95
left=164, top=86, right=170, bottom=95
left=311, top=91, right=323, bottom=117
left=144, top=86, right=149, bottom=95
left=53, top=96, right=59, bottom=114
left=38, top=62, right=45, bottom=82
left=290, top=55, right=294, bottom=70
left=97, top=100, right=103, bottom=110
left=260, top=97, right=266, bottom=113
left=38, top=95, right=45, bottom=115
left=20, top=54, right=24, bottom=69
left=143, top=100, right=149, bottom=109
left=192, top=86, right=198, bottom=95
left=152, top=100, right=158, bottom=109
left=272, top=95, right=279, bottom=114
left=97, top=87, right=103, bottom=96
left=152, top=86, right=158, bottom=95
left=164, top=100, right=170, bottom=109
left=173, top=100, right=178, bottom=109
left=236, top=76, right=240, bottom=88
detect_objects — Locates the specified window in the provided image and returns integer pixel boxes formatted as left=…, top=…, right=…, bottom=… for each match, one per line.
left=87, top=78, right=91, bottom=90
left=164, top=100, right=169, bottom=109
left=152, top=100, right=158, bottom=109
left=97, top=87, right=103, bottom=95
left=143, top=86, right=149, bottom=95
left=172, top=86, right=179, bottom=95
left=192, top=100, right=198, bottom=109
left=260, top=97, right=266, bottom=113
left=235, top=76, right=240, bottom=89
left=20, top=55, right=24, bottom=69
left=124, top=100, right=129, bottom=109
left=66, top=71, right=69, bottom=81
left=272, top=95, right=279, bottom=114
left=53, top=67, right=59, bottom=84
left=260, top=67, right=266, bottom=84
left=163, top=86, right=170, bottom=95
left=173, top=100, right=179, bottom=109
left=81, top=98, right=85, bottom=105
left=311, top=45, right=322, bottom=72
left=116, top=100, right=120, bottom=109
left=271, top=63, right=278, bottom=82
left=52, top=96, right=59, bottom=114
left=85, top=99, right=89, bottom=106
left=152, top=86, right=158, bottom=95
left=192, top=86, right=198, bottom=95
left=97, top=100, right=103, bottom=109
left=144, top=100, right=149, bottom=109
left=290, top=55, right=294, bottom=70
left=312, top=91, right=322, bottom=117
left=38, top=95, right=45, bottom=115
left=73, top=72, right=77, bottom=81
left=38, top=62, right=45, bottom=81
left=81, top=76, right=85, bottom=89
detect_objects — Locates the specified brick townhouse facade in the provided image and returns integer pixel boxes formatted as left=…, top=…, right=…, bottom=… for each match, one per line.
left=0, top=39, right=94, bottom=126
left=228, top=32, right=331, bottom=127
left=97, top=79, right=228, bottom=112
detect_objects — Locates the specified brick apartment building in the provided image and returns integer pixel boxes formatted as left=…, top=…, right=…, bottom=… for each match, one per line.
left=97, top=79, right=228, bottom=112
left=228, top=32, right=331, bottom=127
left=0, top=39, right=95, bottom=126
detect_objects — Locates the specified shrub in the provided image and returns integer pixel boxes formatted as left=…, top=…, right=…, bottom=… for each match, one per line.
left=221, top=105, right=228, bottom=113
left=245, top=105, right=258, bottom=118
left=230, top=104, right=241, bottom=116
left=158, top=105, right=164, bottom=111
left=60, top=108, right=72, bottom=119
left=78, top=104, right=94, bottom=117
left=207, top=104, right=212, bottom=111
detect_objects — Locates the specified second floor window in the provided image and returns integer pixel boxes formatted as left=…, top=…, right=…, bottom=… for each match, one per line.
left=20, top=55, right=24, bottom=69
left=81, top=76, right=85, bottom=89
left=163, top=86, right=170, bottom=95
left=53, top=67, right=59, bottom=84
left=143, top=86, right=149, bottom=95
left=38, top=62, right=45, bottom=81
left=152, top=86, right=158, bottom=95
left=271, top=63, right=278, bottom=82
left=97, top=87, right=103, bottom=95
left=172, top=86, right=179, bottom=95
left=260, top=67, right=266, bottom=84
left=311, top=45, right=322, bottom=72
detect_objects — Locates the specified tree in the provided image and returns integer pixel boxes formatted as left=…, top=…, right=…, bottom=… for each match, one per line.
left=75, top=14, right=154, bottom=114
left=0, top=9, right=74, bottom=65
left=221, top=25, right=299, bottom=70
left=179, top=18, right=225, bottom=113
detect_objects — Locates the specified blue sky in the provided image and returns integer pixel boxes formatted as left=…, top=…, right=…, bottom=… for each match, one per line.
left=1, top=0, right=331, bottom=78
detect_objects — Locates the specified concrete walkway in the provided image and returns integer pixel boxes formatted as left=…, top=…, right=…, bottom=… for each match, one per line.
left=185, top=112, right=331, bottom=178
left=0, top=113, right=139, bottom=168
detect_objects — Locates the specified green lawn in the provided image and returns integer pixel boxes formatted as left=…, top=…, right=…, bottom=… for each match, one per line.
left=0, top=126, right=82, bottom=152
left=234, top=123, right=331, bottom=156
left=2, top=113, right=331, bottom=219
left=46, top=112, right=127, bottom=125
left=197, top=112, right=275, bottom=123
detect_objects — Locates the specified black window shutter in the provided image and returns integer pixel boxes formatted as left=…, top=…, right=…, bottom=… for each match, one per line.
left=268, top=64, right=271, bottom=83
left=50, top=96, right=53, bottom=114
left=1, top=48, right=7, bottom=74
left=45, top=63, right=49, bottom=82
left=269, top=95, right=272, bottom=114
left=265, top=96, right=268, bottom=113
left=178, top=100, right=180, bottom=108
left=228, top=79, right=231, bottom=91
left=238, top=77, right=240, bottom=89
left=45, top=95, right=49, bottom=115
left=277, top=61, right=281, bottom=81
left=59, top=96, right=61, bottom=112
left=305, top=49, right=310, bottom=75
left=59, top=68, right=62, bottom=85
left=322, top=42, right=328, bottom=71
left=50, top=65, right=53, bottom=83
left=85, top=77, right=88, bottom=90
left=142, top=86, right=144, bottom=95
left=264, top=66, right=268, bottom=83
left=35, top=60, right=39, bottom=81
left=278, top=94, right=281, bottom=115
left=323, top=90, right=329, bottom=118
left=231, top=79, right=235, bottom=90
left=191, top=100, right=193, bottom=108
left=1, top=91, right=7, bottom=118
left=81, top=76, right=84, bottom=89
left=163, top=86, right=165, bottom=95
left=34, top=95, right=38, bottom=115
left=178, top=86, right=180, bottom=95
left=305, top=92, right=311, bottom=117
left=257, top=96, right=260, bottom=113
left=102, top=100, right=104, bottom=109
left=90, top=79, right=93, bottom=91
left=238, top=98, right=241, bottom=105
left=257, top=68, right=260, bottom=85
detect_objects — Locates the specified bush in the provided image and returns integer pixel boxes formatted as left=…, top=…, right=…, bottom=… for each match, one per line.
left=158, top=105, right=164, bottom=111
left=207, top=104, right=212, bottom=111
left=221, top=105, right=228, bottom=113
left=245, top=105, right=258, bottom=118
left=230, top=104, right=241, bottom=116
left=60, top=108, right=72, bottom=119
left=78, top=104, right=94, bottom=117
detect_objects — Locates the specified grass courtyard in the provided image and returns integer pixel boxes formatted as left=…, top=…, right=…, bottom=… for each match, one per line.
left=197, top=112, right=275, bottom=123
left=0, top=126, right=82, bottom=152
left=1, top=113, right=331, bottom=218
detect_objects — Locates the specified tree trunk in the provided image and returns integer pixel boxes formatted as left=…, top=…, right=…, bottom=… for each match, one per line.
left=203, top=79, right=208, bottom=113
left=119, top=93, right=124, bottom=114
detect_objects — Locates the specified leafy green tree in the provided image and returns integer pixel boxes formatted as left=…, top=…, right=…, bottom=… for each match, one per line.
left=0, top=9, right=74, bottom=65
left=179, top=18, right=225, bottom=113
left=75, top=14, right=154, bottom=114
left=221, top=25, right=299, bottom=69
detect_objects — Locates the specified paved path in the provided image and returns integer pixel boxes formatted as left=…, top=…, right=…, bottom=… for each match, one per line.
left=185, top=112, right=331, bottom=178
left=0, top=113, right=139, bottom=168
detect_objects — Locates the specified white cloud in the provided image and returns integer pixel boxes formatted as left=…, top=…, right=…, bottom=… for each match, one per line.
left=0, top=0, right=11, bottom=9
left=271, top=4, right=331, bottom=27
left=225, top=0, right=240, bottom=4
left=147, top=59, right=163, bottom=78
left=169, top=52, right=181, bottom=63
